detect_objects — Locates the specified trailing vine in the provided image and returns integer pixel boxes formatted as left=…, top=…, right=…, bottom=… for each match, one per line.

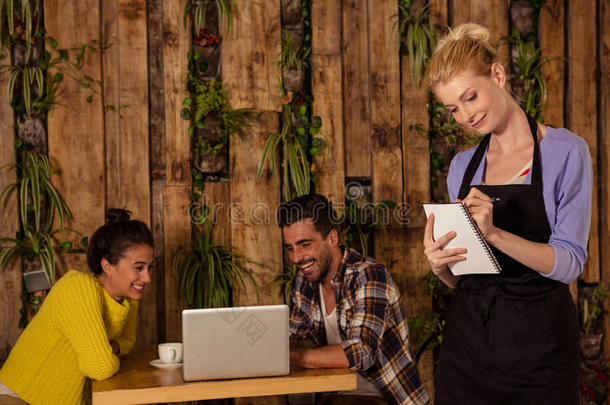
left=258, top=0, right=326, bottom=202
left=0, top=0, right=102, bottom=327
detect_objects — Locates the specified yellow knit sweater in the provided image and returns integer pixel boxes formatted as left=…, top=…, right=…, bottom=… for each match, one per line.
left=0, top=270, right=138, bottom=405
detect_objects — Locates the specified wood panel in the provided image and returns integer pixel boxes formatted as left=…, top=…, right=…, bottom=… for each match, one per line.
left=600, top=0, right=610, bottom=358
left=202, top=181, right=232, bottom=246
left=568, top=0, right=599, bottom=282
left=402, top=56, right=430, bottom=227
left=103, top=0, right=151, bottom=221
left=374, top=228, right=434, bottom=401
left=230, top=112, right=282, bottom=306
left=369, top=0, right=403, bottom=207
left=342, top=0, right=371, bottom=177
left=538, top=0, right=577, bottom=302
left=163, top=186, right=192, bottom=342
left=312, top=0, right=344, bottom=206
left=312, top=0, right=341, bottom=56
left=147, top=0, right=166, bottom=344
left=230, top=112, right=283, bottom=405
left=312, top=55, right=345, bottom=206
left=162, top=0, right=192, bottom=341
left=102, top=0, right=154, bottom=352
left=221, top=0, right=282, bottom=111
left=539, top=0, right=565, bottom=128
left=429, top=0, right=448, bottom=29
left=0, top=79, right=21, bottom=364
left=45, top=0, right=106, bottom=250
left=451, top=0, right=509, bottom=63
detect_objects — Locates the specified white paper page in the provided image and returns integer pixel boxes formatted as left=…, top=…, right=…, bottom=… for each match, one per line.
left=423, top=203, right=500, bottom=275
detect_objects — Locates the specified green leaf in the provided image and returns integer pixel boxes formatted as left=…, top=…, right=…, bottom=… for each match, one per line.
left=86, top=95, right=93, bottom=103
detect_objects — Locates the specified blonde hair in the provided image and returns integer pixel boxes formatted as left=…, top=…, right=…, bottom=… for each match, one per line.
left=424, top=23, right=499, bottom=90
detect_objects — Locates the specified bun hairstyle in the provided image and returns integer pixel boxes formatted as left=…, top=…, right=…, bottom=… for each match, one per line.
left=87, top=208, right=154, bottom=275
left=424, top=23, right=499, bottom=90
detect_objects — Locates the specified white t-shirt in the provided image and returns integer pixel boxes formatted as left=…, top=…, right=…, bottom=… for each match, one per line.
left=319, top=284, right=384, bottom=398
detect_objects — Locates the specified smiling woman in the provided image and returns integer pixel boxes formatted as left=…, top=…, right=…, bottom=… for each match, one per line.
left=422, top=23, right=592, bottom=405
left=0, top=209, right=154, bottom=405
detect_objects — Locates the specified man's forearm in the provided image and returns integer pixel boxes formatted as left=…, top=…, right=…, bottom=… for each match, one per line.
left=290, top=344, right=349, bottom=368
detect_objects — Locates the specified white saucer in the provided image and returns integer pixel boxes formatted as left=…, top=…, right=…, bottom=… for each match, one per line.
left=150, top=359, right=182, bottom=370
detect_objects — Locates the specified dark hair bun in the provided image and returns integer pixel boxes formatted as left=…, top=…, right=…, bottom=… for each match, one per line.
left=106, top=208, right=132, bottom=224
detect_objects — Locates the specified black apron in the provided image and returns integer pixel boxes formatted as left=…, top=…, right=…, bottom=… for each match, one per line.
left=434, top=115, right=580, bottom=405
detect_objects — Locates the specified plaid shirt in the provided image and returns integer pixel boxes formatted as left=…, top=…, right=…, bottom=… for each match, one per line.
left=289, top=248, right=429, bottom=405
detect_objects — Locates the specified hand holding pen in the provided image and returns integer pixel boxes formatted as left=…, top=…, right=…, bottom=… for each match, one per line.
left=458, top=188, right=499, bottom=239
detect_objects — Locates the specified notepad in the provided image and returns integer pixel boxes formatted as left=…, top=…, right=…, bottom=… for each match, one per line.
left=423, top=202, right=501, bottom=275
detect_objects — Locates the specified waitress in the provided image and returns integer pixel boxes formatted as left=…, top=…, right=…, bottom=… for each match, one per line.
left=422, top=23, right=592, bottom=404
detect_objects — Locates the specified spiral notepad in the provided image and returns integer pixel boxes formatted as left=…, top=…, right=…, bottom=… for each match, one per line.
left=423, top=202, right=501, bottom=275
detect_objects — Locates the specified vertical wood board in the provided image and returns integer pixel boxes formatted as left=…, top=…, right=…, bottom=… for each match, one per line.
left=45, top=0, right=106, bottom=248
left=369, top=0, right=403, bottom=207
left=163, top=0, right=192, bottom=186
left=342, top=0, right=372, bottom=178
left=451, top=0, right=510, bottom=63
left=221, top=0, right=282, bottom=111
left=312, top=55, right=345, bottom=208
left=402, top=56, right=430, bottom=228
left=539, top=0, right=565, bottom=128
left=163, top=185, right=192, bottom=342
left=312, top=0, right=344, bottom=207
left=230, top=112, right=282, bottom=306
left=0, top=80, right=21, bottom=363
left=600, top=0, right=610, bottom=358
left=568, top=0, right=599, bottom=282
left=312, top=0, right=341, bottom=55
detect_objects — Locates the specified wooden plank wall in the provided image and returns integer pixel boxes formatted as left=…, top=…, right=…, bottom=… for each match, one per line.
left=102, top=0, right=153, bottom=352
left=161, top=0, right=192, bottom=343
left=0, top=2, right=608, bottom=400
left=600, top=0, right=610, bottom=357
left=342, top=0, right=371, bottom=177
left=0, top=75, right=21, bottom=362
left=568, top=0, right=599, bottom=283
left=45, top=0, right=106, bottom=275
left=312, top=0, right=345, bottom=205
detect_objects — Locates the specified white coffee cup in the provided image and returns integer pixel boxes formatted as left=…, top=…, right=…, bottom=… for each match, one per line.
left=158, top=342, right=183, bottom=364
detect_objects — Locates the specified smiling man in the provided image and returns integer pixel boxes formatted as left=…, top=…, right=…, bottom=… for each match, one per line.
left=278, top=193, right=429, bottom=405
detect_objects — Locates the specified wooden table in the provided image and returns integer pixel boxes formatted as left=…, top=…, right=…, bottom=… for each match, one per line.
left=92, top=351, right=357, bottom=405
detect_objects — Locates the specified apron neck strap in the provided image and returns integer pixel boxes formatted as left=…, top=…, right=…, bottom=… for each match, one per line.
left=457, top=113, right=543, bottom=199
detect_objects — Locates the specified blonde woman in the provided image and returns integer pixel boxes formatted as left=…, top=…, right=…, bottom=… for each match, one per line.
left=422, top=23, right=591, bottom=404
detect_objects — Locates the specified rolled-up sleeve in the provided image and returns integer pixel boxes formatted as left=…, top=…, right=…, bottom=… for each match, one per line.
left=544, top=139, right=593, bottom=284
left=340, top=267, right=388, bottom=371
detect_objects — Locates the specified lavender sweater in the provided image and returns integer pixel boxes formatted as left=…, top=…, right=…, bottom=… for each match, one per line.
left=447, top=127, right=593, bottom=284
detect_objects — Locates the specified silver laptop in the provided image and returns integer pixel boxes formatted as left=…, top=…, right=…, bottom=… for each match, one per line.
left=182, top=305, right=290, bottom=381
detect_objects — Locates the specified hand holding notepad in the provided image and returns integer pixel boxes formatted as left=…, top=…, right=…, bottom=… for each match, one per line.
left=423, top=202, right=501, bottom=276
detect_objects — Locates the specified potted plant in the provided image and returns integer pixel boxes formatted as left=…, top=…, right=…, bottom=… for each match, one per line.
left=182, top=77, right=252, bottom=175
left=173, top=213, right=260, bottom=309
left=0, top=152, right=72, bottom=324
left=580, top=284, right=609, bottom=360
left=579, top=283, right=610, bottom=404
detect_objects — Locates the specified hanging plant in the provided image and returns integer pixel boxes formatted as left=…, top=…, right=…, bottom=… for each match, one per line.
left=395, top=0, right=438, bottom=87
left=0, top=152, right=71, bottom=285
left=257, top=83, right=327, bottom=201
left=503, top=28, right=548, bottom=120
left=184, top=0, right=233, bottom=35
